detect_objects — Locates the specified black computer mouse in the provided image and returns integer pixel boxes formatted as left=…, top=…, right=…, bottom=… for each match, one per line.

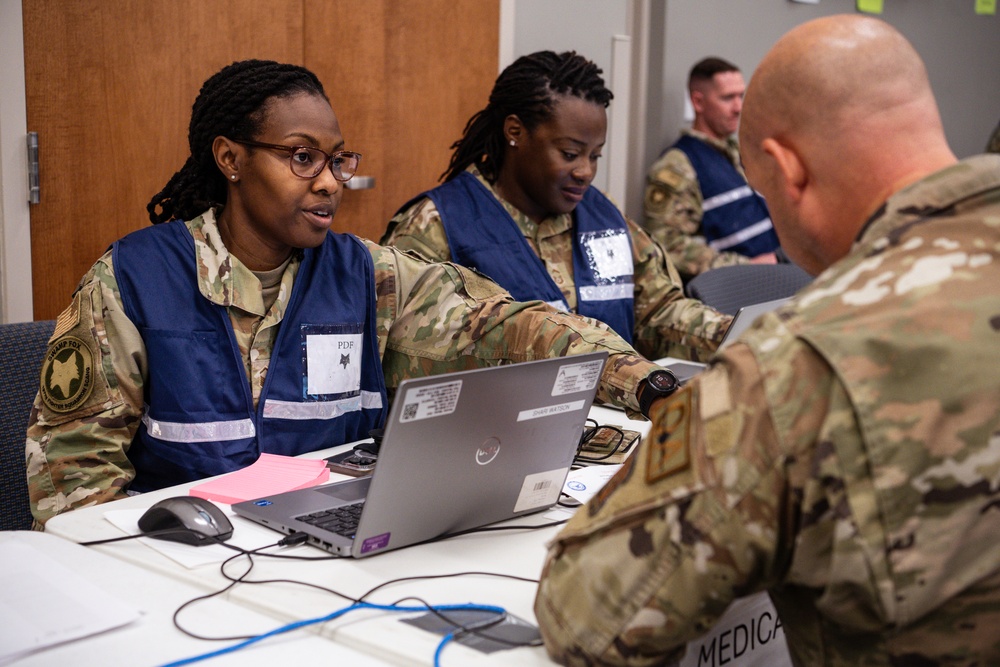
left=137, top=496, right=234, bottom=546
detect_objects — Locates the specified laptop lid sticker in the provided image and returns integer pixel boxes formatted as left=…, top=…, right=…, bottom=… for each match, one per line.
left=514, top=469, right=567, bottom=512
left=399, top=379, right=463, bottom=422
left=551, top=359, right=604, bottom=396
left=517, top=400, right=588, bottom=422
left=360, top=532, right=391, bottom=555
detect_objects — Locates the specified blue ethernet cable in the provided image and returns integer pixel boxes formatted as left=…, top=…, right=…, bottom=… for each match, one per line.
left=159, top=601, right=509, bottom=667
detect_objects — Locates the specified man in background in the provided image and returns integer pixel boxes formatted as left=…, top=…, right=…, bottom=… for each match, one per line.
left=642, top=57, right=778, bottom=280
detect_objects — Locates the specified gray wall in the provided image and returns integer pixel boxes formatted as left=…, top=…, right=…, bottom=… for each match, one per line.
left=646, top=0, right=1000, bottom=199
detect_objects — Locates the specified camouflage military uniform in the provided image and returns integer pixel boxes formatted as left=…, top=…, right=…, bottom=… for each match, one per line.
left=26, top=209, right=658, bottom=526
left=383, top=167, right=731, bottom=363
left=535, top=154, right=1000, bottom=666
left=642, top=130, right=756, bottom=280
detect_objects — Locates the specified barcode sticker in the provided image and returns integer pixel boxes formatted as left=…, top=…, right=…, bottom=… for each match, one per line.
left=552, top=359, right=604, bottom=396
left=398, top=380, right=462, bottom=422
left=514, top=468, right=568, bottom=512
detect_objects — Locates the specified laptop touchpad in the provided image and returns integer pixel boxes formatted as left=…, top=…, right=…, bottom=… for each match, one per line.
left=317, top=477, right=371, bottom=502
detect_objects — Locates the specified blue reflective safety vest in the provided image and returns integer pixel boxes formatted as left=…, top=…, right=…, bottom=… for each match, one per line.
left=673, top=135, right=779, bottom=257
left=113, top=219, right=387, bottom=492
left=401, top=172, right=635, bottom=343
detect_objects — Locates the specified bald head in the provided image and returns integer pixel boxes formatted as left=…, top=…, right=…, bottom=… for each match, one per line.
left=739, top=15, right=956, bottom=274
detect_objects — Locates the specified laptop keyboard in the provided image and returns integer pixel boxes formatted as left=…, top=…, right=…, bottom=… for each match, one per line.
left=296, top=502, right=364, bottom=539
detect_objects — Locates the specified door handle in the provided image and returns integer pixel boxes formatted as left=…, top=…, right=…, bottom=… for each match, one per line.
left=345, top=175, right=375, bottom=190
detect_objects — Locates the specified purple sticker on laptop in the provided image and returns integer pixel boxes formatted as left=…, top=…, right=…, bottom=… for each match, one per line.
left=360, top=532, right=390, bottom=554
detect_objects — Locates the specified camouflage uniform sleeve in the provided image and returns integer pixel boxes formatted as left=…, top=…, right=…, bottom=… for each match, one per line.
left=534, top=339, right=840, bottom=666
left=26, top=252, right=145, bottom=526
left=642, top=149, right=750, bottom=280
left=380, top=197, right=454, bottom=263
left=363, top=240, right=656, bottom=414
left=628, top=217, right=731, bottom=362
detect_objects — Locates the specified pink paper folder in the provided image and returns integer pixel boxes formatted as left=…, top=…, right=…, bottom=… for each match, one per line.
left=189, top=453, right=330, bottom=505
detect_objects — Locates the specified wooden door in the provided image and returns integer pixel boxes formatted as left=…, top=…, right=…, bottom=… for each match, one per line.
left=23, top=0, right=498, bottom=320
left=305, top=1, right=500, bottom=243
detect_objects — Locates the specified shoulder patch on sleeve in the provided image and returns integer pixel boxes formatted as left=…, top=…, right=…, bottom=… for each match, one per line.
left=653, top=167, right=685, bottom=192
left=39, top=336, right=96, bottom=413
left=646, top=388, right=692, bottom=484
left=454, top=264, right=509, bottom=300
left=37, top=286, right=116, bottom=423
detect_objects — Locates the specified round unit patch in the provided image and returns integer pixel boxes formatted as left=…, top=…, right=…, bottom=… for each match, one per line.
left=39, top=336, right=95, bottom=413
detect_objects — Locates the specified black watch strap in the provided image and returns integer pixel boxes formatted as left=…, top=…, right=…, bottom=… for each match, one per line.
left=637, top=369, right=679, bottom=418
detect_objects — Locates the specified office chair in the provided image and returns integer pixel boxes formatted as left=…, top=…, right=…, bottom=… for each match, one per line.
left=685, top=263, right=812, bottom=315
left=0, top=320, right=55, bottom=530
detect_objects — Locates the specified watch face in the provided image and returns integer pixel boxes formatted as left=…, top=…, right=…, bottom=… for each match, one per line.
left=649, top=370, right=678, bottom=392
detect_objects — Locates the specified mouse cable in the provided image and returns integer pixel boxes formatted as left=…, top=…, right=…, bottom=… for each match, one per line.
left=159, top=600, right=510, bottom=667
left=215, top=546, right=357, bottom=601
left=78, top=527, right=226, bottom=546
left=172, top=543, right=359, bottom=642
left=175, top=558, right=540, bottom=658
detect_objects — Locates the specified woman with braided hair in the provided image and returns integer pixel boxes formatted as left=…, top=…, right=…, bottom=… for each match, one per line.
left=382, top=50, right=731, bottom=363
left=26, top=59, right=675, bottom=526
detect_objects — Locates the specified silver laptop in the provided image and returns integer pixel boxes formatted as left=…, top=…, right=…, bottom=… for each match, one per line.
left=661, top=297, right=791, bottom=384
left=232, top=353, right=607, bottom=557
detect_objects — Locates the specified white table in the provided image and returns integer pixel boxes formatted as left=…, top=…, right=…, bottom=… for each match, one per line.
left=42, top=404, right=791, bottom=666
left=41, top=447, right=610, bottom=665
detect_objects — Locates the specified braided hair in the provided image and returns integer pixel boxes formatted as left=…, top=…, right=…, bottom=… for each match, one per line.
left=441, top=50, right=613, bottom=183
left=147, top=59, right=327, bottom=224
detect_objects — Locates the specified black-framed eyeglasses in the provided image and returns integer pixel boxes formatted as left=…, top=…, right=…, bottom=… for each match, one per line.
left=232, top=139, right=362, bottom=181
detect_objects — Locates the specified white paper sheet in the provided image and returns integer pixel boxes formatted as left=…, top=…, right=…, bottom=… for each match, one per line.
left=561, top=464, right=623, bottom=504
left=0, top=537, right=141, bottom=665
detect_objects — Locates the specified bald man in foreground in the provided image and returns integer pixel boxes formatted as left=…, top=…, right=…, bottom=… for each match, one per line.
left=535, top=15, right=1000, bottom=666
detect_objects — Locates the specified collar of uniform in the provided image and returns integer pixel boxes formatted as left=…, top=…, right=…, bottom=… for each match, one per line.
left=468, top=165, right=574, bottom=239
left=681, top=128, right=740, bottom=164
left=856, top=154, right=1000, bottom=246
left=188, top=208, right=301, bottom=316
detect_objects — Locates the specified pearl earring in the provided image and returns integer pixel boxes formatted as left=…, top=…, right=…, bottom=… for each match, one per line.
left=509, top=139, right=516, bottom=147
left=230, top=174, right=237, bottom=181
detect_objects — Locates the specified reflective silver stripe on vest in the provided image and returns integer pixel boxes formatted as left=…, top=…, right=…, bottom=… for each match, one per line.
left=578, top=282, right=634, bottom=302
left=142, top=411, right=256, bottom=443
left=702, top=185, right=753, bottom=212
left=708, top=218, right=774, bottom=251
left=263, top=390, right=384, bottom=421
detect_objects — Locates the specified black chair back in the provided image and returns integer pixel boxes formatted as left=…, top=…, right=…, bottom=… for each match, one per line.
left=685, top=264, right=812, bottom=315
left=0, top=320, right=55, bottom=530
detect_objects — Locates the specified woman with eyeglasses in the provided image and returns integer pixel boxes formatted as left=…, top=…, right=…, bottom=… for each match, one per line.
left=382, top=51, right=731, bottom=364
left=26, top=59, right=671, bottom=526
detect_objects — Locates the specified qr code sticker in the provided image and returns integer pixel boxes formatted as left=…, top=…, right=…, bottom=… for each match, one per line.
left=402, top=403, right=418, bottom=420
